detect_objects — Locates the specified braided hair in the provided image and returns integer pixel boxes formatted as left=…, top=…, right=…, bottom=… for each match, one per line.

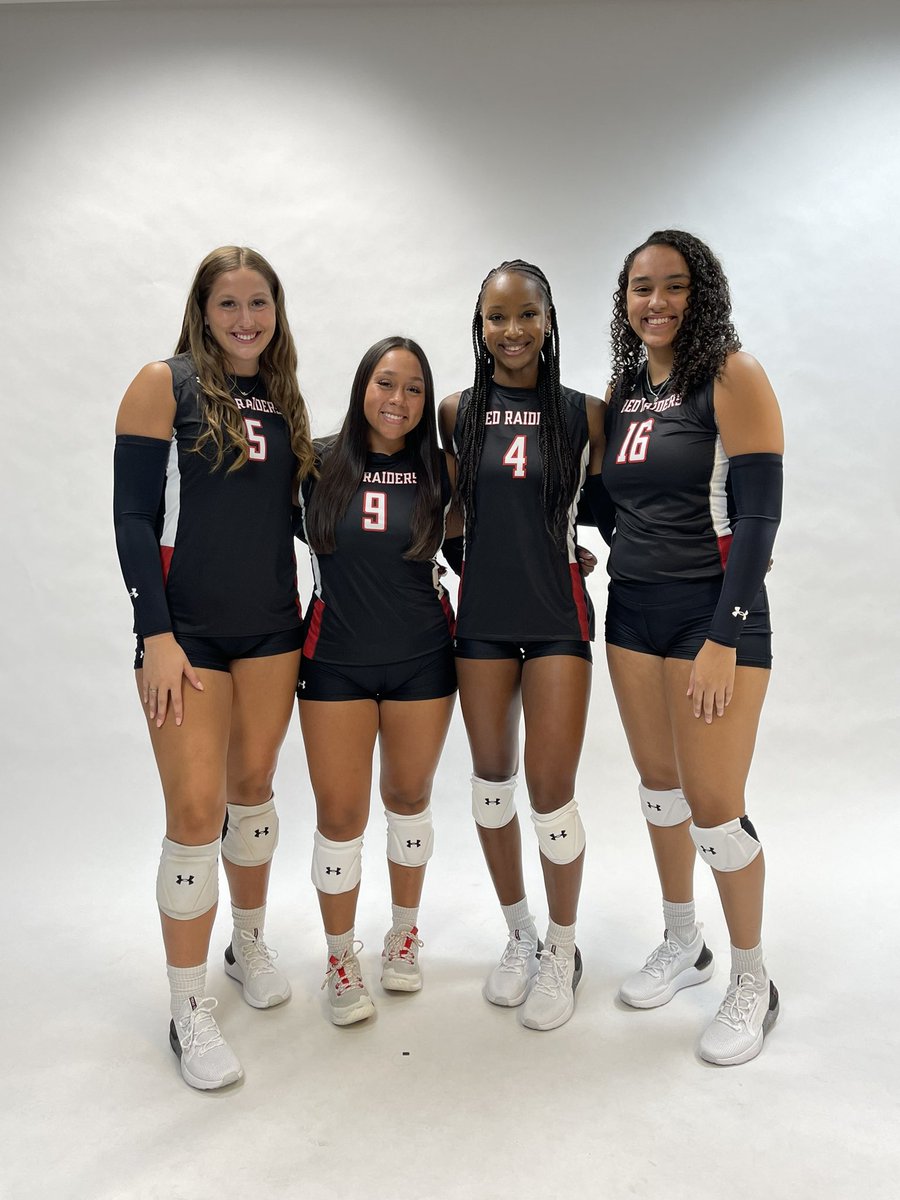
left=608, top=230, right=741, bottom=405
left=456, top=260, right=577, bottom=551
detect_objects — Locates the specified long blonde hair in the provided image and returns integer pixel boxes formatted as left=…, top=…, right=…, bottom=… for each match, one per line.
left=174, top=246, right=315, bottom=481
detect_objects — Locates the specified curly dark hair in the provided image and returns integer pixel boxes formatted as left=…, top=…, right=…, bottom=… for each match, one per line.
left=608, top=230, right=741, bottom=404
left=456, top=259, right=578, bottom=551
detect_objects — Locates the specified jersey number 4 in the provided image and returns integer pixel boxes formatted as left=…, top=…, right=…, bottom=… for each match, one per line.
left=615, top=419, right=655, bottom=464
left=502, top=434, right=528, bottom=479
left=362, top=491, right=388, bottom=532
left=244, top=418, right=268, bottom=462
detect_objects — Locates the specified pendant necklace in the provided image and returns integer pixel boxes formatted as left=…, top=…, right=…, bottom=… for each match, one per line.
left=230, top=372, right=261, bottom=399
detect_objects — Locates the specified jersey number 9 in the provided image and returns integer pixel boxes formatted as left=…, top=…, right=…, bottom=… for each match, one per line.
left=362, top=490, right=388, bottom=532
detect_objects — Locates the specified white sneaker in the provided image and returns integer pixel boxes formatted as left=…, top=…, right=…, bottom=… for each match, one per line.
left=381, top=926, right=424, bottom=992
left=618, top=927, right=714, bottom=1009
left=483, top=929, right=542, bottom=1007
left=169, top=996, right=243, bottom=1090
left=699, top=973, right=780, bottom=1065
left=224, top=929, right=292, bottom=1009
left=519, top=944, right=583, bottom=1030
left=322, top=943, right=376, bottom=1026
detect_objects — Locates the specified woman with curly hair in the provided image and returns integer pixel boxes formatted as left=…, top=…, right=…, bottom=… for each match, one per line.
left=114, top=246, right=314, bottom=1089
left=601, top=230, right=783, bottom=1065
left=439, top=260, right=604, bottom=1031
left=296, top=336, right=457, bottom=1025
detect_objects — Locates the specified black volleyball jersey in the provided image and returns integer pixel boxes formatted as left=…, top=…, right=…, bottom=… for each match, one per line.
left=602, top=366, right=734, bottom=583
left=156, top=355, right=301, bottom=636
left=453, top=384, right=593, bottom=642
left=297, top=449, right=454, bottom=665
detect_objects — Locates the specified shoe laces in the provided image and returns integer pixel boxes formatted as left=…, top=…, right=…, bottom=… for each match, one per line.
left=715, top=972, right=765, bottom=1030
left=641, top=937, right=684, bottom=978
left=497, top=931, right=537, bottom=973
left=322, top=941, right=366, bottom=996
left=236, top=928, right=278, bottom=978
left=384, top=926, right=423, bottom=964
left=532, top=947, right=570, bottom=998
left=179, top=997, right=226, bottom=1057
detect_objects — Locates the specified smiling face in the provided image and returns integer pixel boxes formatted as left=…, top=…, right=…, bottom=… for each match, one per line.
left=204, top=267, right=277, bottom=376
left=480, top=271, right=551, bottom=388
left=362, top=347, right=427, bottom=454
left=626, top=244, right=691, bottom=367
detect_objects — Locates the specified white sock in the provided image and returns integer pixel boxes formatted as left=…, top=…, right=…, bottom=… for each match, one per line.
left=167, top=962, right=207, bottom=1021
left=501, top=898, right=537, bottom=942
left=545, top=919, right=576, bottom=956
left=663, top=898, right=697, bottom=945
left=325, top=928, right=355, bottom=961
left=232, top=903, right=266, bottom=946
left=731, top=941, right=766, bottom=984
left=391, top=904, right=419, bottom=931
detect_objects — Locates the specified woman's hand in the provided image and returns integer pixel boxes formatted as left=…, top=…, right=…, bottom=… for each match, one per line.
left=686, top=640, right=737, bottom=724
left=140, top=633, right=204, bottom=728
left=576, top=545, right=598, bottom=576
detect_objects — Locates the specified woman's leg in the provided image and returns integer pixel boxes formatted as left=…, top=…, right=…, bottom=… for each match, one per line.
left=299, top=697, right=379, bottom=1024
left=516, top=653, right=591, bottom=1030
left=219, top=649, right=301, bottom=1008
left=138, top=666, right=243, bottom=1089
left=665, top=660, right=778, bottom=1064
left=377, top=695, right=455, bottom=990
left=606, top=645, right=713, bottom=1007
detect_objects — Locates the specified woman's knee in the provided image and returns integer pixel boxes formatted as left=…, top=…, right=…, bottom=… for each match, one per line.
left=166, top=796, right=226, bottom=845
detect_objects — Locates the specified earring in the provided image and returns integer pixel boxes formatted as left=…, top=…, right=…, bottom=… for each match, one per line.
left=544, top=328, right=551, bottom=339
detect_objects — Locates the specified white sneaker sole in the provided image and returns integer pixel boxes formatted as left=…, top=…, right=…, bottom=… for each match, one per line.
left=224, top=944, right=292, bottom=1009
left=329, top=994, right=376, bottom=1026
left=381, top=966, right=422, bottom=993
left=699, top=983, right=780, bottom=1066
left=169, top=1021, right=243, bottom=1090
left=618, top=956, right=715, bottom=1010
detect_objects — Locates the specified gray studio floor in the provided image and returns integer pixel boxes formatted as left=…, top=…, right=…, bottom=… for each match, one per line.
left=4, top=704, right=897, bottom=1200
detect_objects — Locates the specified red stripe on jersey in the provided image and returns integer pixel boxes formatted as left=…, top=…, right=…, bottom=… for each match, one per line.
left=160, top=545, right=174, bottom=586
left=303, top=597, right=325, bottom=658
left=569, top=563, right=591, bottom=642
left=717, top=534, right=733, bottom=570
left=440, top=592, right=456, bottom=636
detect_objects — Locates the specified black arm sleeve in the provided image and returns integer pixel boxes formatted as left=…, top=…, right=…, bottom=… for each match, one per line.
left=113, top=434, right=172, bottom=638
left=707, top=453, right=783, bottom=648
left=442, top=535, right=464, bottom=577
left=578, top=473, right=616, bottom=546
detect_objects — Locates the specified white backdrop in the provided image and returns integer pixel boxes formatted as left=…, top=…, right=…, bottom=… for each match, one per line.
left=1, top=1, right=899, bottom=1196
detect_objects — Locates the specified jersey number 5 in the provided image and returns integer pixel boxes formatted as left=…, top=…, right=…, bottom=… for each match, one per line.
left=615, top=418, right=654, bottom=464
left=244, top=418, right=268, bottom=462
left=362, top=491, right=388, bottom=532
left=502, top=434, right=528, bottom=479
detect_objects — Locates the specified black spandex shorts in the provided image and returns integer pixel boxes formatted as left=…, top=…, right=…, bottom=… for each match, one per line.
left=453, top=638, right=592, bottom=664
left=298, top=645, right=457, bottom=702
left=134, top=627, right=303, bottom=672
left=605, top=579, right=772, bottom=668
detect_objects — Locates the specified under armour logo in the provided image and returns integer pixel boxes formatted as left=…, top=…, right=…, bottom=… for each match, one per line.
left=406, top=839, right=421, bottom=848
left=700, top=845, right=716, bottom=856
left=549, top=830, right=567, bottom=840
left=646, top=802, right=662, bottom=812
left=129, top=587, right=139, bottom=599
left=175, top=874, right=195, bottom=885
left=254, top=827, right=269, bottom=838
left=484, top=798, right=501, bottom=806
left=325, top=866, right=341, bottom=875
left=299, top=681, right=306, bottom=690
left=732, top=606, right=748, bottom=620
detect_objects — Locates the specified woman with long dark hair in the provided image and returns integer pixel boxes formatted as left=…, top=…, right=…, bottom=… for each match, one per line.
left=114, top=246, right=314, bottom=1089
left=296, top=336, right=457, bottom=1025
left=602, top=229, right=783, bottom=1065
left=439, top=261, right=604, bottom=1031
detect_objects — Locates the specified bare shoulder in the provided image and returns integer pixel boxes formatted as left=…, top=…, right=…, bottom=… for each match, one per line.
left=714, top=352, right=783, bottom=455
left=438, top=391, right=462, bottom=450
left=115, top=360, right=176, bottom=439
left=584, top=393, right=607, bottom=466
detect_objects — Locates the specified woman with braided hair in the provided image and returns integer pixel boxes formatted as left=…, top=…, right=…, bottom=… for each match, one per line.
left=439, top=260, right=605, bottom=1030
left=601, top=230, right=783, bottom=1065
left=114, top=247, right=314, bottom=1088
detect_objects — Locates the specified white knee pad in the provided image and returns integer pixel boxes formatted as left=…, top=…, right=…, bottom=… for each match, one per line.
left=311, top=830, right=363, bottom=894
left=472, top=774, right=517, bottom=829
left=221, top=797, right=279, bottom=867
left=531, top=798, right=586, bottom=866
left=385, top=805, right=434, bottom=868
left=690, top=815, right=762, bottom=872
left=640, top=784, right=691, bottom=828
left=156, top=837, right=219, bottom=921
